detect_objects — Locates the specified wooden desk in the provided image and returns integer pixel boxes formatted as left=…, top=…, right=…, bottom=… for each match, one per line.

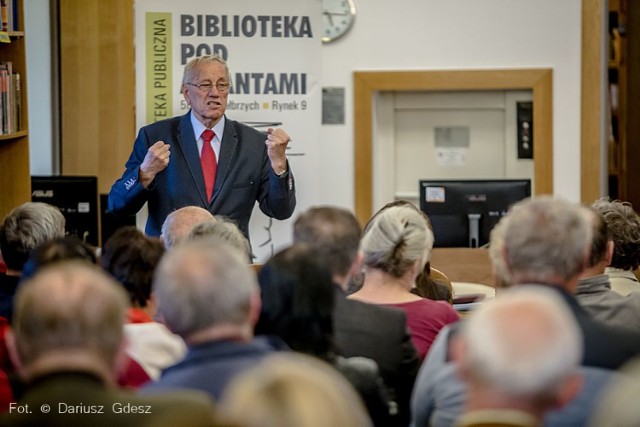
left=430, top=248, right=494, bottom=286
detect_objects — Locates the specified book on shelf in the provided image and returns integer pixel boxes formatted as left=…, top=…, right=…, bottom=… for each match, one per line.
left=0, top=61, right=21, bottom=135
left=0, top=0, right=7, bottom=33
left=0, top=0, right=19, bottom=33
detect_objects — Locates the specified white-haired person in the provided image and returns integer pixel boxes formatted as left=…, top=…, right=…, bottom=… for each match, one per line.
left=0, top=202, right=65, bottom=323
left=348, top=205, right=459, bottom=360
left=160, top=206, right=214, bottom=250
left=452, top=286, right=583, bottom=427
left=185, top=216, right=252, bottom=262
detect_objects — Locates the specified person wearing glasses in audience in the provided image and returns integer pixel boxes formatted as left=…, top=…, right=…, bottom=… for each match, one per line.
left=108, top=54, right=296, bottom=242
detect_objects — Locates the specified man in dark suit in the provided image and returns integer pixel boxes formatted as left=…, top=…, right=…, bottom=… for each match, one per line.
left=108, top=54, right=296, bottom=240
left=293, top=206, right=421, bottom=426
left=1, top=261, right=219, bottom=427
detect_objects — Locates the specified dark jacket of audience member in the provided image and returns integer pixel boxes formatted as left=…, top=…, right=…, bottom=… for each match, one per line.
left=293, top=205, right=421, bottom=426
left=256, top=244, right=391, bottom=426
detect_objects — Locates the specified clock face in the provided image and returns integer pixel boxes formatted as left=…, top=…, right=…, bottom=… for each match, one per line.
left=322, top=0, right=356, bottom=43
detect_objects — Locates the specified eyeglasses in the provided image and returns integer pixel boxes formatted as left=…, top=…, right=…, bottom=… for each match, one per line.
left=186, top=82, right=231, bottom=93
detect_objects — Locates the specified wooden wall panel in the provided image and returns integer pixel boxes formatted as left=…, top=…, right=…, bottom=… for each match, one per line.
left=59, top=0, right=135, bottom=194
left=581, top=0, right=604, bottom=204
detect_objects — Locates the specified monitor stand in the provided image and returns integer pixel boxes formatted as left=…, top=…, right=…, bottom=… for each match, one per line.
left=468, top=213, right=481, bottom=248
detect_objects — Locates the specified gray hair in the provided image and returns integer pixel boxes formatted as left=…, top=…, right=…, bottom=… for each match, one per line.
left=183, top=54, right=230, bottom=84
left=160, top=206, right=214, bottom=250
left=591, top=198, right=640, bottom=271
left=0, top=202, right=66, bottom=271
left=488, top=216, right=511, bottom=288
left=501, top=196, right=591, bottom=285
left=186, top=217, right=251, bottom=262
left=153, top=241, right=258, bottom=338
left=461, top=286, right=582, bottom=396
left=360, top=205, right=434, bottom=278
left=14, top=261, right=128, bottom=368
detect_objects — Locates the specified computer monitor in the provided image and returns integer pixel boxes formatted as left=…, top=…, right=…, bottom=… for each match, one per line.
left=419, top=179, right=531, bottom=248
left=31, top=176, right=99, bottom=246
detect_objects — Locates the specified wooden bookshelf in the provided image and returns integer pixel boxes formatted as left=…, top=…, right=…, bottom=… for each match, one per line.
left=0, top=0, right=29, bottom=221
left=608, top=0, right=640, bottom=207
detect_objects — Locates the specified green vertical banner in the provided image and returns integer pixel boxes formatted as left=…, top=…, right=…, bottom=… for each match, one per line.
left=146, top=12, right=172, bottom=123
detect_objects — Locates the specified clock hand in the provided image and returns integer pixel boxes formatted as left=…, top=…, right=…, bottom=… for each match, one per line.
left=322, top=10, right=335, bottom=26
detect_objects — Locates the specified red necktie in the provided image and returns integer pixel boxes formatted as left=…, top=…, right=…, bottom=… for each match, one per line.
left=201, top=129, right=217, bottom=201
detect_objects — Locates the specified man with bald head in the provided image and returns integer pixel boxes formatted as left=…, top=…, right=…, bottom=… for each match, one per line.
left=160, top=206, right=214, bottom=250
left=453, top=287, right=583, bottom=426
left=1, top=261, right=218, bottom=426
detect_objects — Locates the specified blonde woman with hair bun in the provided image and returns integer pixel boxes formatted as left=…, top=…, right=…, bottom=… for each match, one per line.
left=220, top=353, right=372, bottom=427
left=349, top=205, right=460, bottom=360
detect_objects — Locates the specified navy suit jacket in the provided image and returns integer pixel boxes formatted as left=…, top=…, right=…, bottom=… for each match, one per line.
left=108, top=112, right=296, bottom=239
left=142, top=338, right=277, bottom=400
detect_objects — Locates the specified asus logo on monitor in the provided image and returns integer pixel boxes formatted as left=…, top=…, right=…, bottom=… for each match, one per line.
left=32, top=190, right=54, bottom=198
left=466, top=194, right=487, bottom=202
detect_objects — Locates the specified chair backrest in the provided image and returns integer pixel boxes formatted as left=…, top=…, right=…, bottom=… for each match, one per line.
left=430, top=267, right=452, bottom=287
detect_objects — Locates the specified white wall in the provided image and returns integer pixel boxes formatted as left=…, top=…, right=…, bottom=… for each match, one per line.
left=24, top=0, right=584, bottom=207
left=320, top=0, right=582, bottom=208
left=24, top=0, right=53, bottom=175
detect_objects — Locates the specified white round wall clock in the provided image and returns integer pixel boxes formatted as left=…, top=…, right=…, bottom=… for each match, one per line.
left=322, top=0, right=356, bottom=43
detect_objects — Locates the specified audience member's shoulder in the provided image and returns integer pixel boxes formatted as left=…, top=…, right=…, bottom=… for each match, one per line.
left=337, top=295, right=407, bottom=321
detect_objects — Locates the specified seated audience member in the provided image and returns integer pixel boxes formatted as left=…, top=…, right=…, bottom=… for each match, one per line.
left=220, top=353, right=372, bottom=427
left=1, top=236, right=98, bottom=380
left=575, top=208, right=640, bottom=332
left=17, top=235, right=150, bottom=388
left=21, top=235, right=97, bottom=281
left=0, top=202, right=65, bottom=322
left=160, top=206, right=214, bottom=250
left=100, top=227, right=186, bottom=383
left=452, top=287, right=583, bottom=427
left=411, top=197, right=628, bottom=427
left=293, top=206, right=420, bottom=426
left=592, top=198, right=640, bottom=295
left=143, top=241, right=277, bottom=399
left=0, top=261, right=218, bottom=426
left=499, top=197, right=640, bottom=369
left=348, top=205, right=460, bottom=360
left=412, top=325, right=616, bottom=427
left=255, top=244, right=391, bottom=426
left=185, top=217, right=252, bottom=262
